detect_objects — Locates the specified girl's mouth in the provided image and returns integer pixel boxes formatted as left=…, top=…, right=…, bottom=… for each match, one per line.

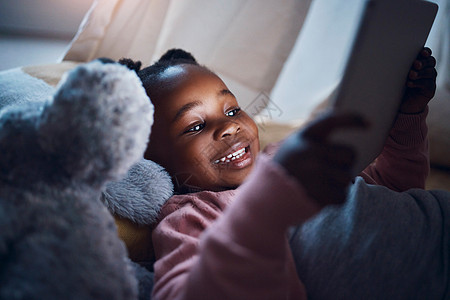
left=213, top=145, right=252, bottom=169
left=214, top=146, right=246, bottom=164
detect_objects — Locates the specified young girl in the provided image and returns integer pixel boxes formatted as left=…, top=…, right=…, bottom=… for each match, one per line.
left=124, top=48, right=448, bottom=299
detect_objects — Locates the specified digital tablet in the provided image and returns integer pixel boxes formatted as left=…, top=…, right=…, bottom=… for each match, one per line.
left=330, top=0, right=438, bottom=176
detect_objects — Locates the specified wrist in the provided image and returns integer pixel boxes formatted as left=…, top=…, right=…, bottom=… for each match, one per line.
left=399, top=104, right=427, bottom=115
left=390, top=107, right=428, bottom=146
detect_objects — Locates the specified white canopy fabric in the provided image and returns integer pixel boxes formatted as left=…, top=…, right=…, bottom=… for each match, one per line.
left=63, top=0, right=313, bottom=111
left=270, top=0, right=449, bottom=121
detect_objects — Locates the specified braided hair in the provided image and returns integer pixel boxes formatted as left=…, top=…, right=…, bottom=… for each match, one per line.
left=119, top=49, right=202, bottom=99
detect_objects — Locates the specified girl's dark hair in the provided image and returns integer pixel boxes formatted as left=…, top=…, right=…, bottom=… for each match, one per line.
left=118, top=48, right=202, bottom=99
left=117, top=58, right=142, bottom=73
left=157, top=48, right=198, bottom=65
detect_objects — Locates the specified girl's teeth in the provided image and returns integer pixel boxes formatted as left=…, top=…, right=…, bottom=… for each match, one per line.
left=215, top=147, right=246, bottom=164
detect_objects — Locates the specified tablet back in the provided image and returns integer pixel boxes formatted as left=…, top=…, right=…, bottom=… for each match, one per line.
left=331, top=0, right=438, bottom=176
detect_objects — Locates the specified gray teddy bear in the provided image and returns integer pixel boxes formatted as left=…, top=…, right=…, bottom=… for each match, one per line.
left=0, top=60, right=173, bottom=299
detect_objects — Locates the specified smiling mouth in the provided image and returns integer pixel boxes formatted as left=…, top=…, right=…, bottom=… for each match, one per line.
left=214, top=146, right=248, bottom=164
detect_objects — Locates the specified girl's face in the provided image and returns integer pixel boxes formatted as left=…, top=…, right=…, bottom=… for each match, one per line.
left=145, top=64, right=260, bottom=191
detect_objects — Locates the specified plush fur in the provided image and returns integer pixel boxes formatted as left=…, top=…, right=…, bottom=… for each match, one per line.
left=0, top=60, right=162, bottom=300
left=102, top=158, right=173, bottom=226
left=0, top=68, right=54, bottom=116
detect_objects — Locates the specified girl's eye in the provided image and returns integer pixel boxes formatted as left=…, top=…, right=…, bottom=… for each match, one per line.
left=185, top=123, right=205, bottom=133
left=226, top=107, right=241, bottom=117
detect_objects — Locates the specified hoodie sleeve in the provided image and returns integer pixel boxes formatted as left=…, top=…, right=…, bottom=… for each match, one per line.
left=361, top=108, right=429, bottom=191
left=152, top=154, right=319, bottom=300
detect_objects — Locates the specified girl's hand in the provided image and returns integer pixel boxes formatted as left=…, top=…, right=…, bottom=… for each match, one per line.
left=273, top=113, right=368, bottom=208
left=400, top=47, right=437, bottom=114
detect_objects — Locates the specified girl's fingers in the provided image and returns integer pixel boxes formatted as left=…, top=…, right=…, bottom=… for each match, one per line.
left=310, top=171, right=350, bottom=206
left=406, top=78, right=436, bottom=95
left=412, top=56, right=437, bottom=70
left=408, top=67, right=438, bottom=80
left=305, top=142, right=356, bottom=168
left=302, top=113, right=368, bottom=142
left=324, top=145, right=356, bottom=168
left=420, top=47, right=432, bottom=57
left=416, top=47, right=432, bottom=60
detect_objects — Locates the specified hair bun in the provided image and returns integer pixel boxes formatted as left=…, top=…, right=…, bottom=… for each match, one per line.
left=96, top=57, right=116, bottom=64
left=158, top=49, right=197, bottom=64
left=118, top=58, right=142, bottom=73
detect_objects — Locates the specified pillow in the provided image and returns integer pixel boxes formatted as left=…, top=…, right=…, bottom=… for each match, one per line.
left=0, top=61, right=80, bottom=116
left=21, top=61, right=80, bottom=87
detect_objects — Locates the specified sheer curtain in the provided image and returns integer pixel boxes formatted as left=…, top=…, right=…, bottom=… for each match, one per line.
left=63, top=0, right=312, bottom=110
left=270, top=0, right=449, bottom=122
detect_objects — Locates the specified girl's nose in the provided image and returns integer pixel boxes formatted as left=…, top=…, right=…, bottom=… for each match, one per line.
left=214, top=120, right=240, bottom=140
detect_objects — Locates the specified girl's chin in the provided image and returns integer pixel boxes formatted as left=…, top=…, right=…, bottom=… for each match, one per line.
left=219, top=165, right=255, bottom=189
left=176, top=155, right=256, bottom=192
left=188, top=169, right=253, bottom=192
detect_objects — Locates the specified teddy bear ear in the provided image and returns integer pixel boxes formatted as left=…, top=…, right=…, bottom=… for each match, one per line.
left=38, top=60, right=153, bottom=187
